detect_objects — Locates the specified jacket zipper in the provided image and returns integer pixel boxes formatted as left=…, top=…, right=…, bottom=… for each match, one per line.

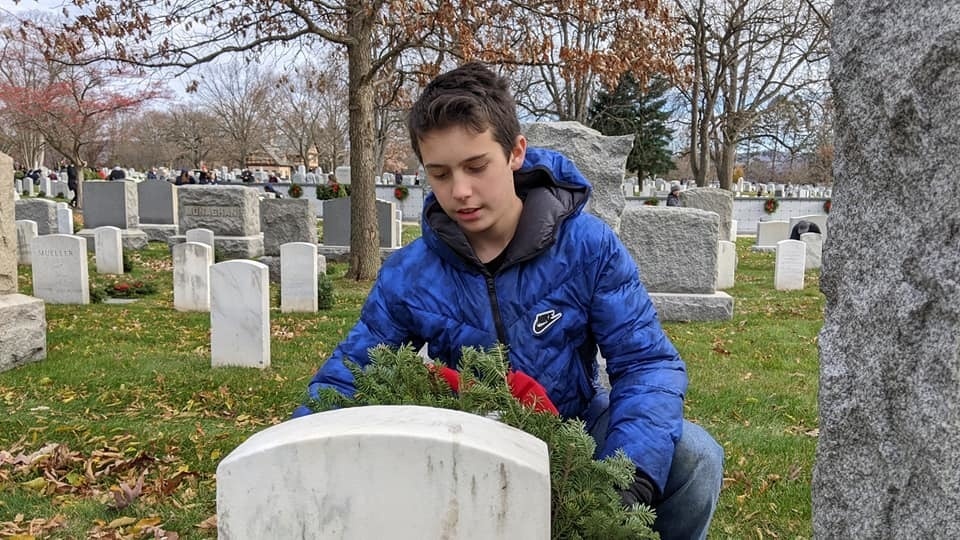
left=484, top=275, right=509, bottom=347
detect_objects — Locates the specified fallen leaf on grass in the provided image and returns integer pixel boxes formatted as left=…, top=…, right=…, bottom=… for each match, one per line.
left=195, top=515, right=217, bottom=529
left=108, top=472, right=145, bottom=510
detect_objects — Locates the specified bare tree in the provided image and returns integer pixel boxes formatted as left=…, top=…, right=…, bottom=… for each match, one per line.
left=192, top=62, right=273, bottom=169
left=39, top=0, right=682, bottom=278
left=675, top=0, right=830, bottom=189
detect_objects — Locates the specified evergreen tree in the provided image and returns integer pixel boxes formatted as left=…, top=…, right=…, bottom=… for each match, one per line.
left=589, top=74, right=675, bottom=181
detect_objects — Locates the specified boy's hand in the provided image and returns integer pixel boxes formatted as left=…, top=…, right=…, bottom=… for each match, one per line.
left=618, top=469, right=658, bottom=507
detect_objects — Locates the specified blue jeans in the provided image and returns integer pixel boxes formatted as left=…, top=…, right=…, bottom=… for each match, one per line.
left=584, top=391, right=724, bottom=540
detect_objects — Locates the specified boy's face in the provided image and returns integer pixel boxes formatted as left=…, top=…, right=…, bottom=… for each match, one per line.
left=420, top=126, right=526, bottom=243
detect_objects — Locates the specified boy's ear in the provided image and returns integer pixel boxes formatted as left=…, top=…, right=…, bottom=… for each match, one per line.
left=509, top=135, right=527, bottom=171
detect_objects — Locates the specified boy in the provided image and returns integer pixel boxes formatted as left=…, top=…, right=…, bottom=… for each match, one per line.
left=294, top=62, right=723, bottom=539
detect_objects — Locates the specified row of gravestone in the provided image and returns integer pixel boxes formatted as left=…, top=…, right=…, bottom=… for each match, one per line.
left=18, top=181, right=402, bottom=258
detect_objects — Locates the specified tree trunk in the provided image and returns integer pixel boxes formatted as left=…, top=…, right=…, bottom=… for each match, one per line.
left=345, top=3, right=380, bottom=281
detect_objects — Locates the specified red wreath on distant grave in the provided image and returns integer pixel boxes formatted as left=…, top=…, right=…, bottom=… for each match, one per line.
left=823, top=199, right=832, bottom=213
left=394, top=185, right=409, bottom=201
left=763, top=197, right=779, bottom=214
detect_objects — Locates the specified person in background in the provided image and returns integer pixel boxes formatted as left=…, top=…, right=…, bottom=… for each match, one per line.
left=108, top=166, right=126, bottom=181
left=394, top=169, right=403, bottom=185
left=293, top=62, right=723, bottom=540
left=666, top=184, right=682, bottom=207
left=66, top=163, right=79, bottom=207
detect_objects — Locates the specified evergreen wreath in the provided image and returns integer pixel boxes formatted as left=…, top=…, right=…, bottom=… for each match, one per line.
left=823, top=199, right=832, bottom=213
left=643, top=197, right=659, bottom=206
left=394, top=185, right=409, bottom=201
left=288, top=183, right=304, bottom=198
left=763, top=197, right=779, bottom=214
left=308, top=345, right=658, bottom=539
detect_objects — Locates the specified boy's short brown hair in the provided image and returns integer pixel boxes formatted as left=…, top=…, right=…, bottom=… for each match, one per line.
left=407, top=62, right=521, bottom=162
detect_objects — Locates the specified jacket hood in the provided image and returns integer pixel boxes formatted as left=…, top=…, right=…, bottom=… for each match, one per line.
left=420, top=147, right=592, bottom=272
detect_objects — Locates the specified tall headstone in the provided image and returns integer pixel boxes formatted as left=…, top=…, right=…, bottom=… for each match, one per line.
left=216, top=406, right=551, bottom=539
left=137, top=179, right=179, bottom=242
left=15, top=220, right=38, bottom=265
left=773, top=240, right=805, bottom=291
left=94, top=226, right=124, bottom=274
left=800, top=232, right=823, bottom=271
left=210, top=260, right=269, bottom=368
left=0, top=153, right=46, bottom=371
left=173, top=242, right=213, bottom=312
left=77, top=181, right=148, bottom=250
left=814, top=4, right=960, bottom=536
left=523, top=122, right=633, bottom=234
left=716, top=240, right=736, bottom=290
left=56, top=202, right=73, bottom=234
left=280, top=242, right=318, bottom=313
left=31, top=234, right=90, bottom=304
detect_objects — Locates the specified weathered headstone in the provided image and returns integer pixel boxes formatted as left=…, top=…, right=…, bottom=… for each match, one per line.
left=172, top=186, right=263, bottom=259
left=56, top=202, right=73, bottom=234
left=137, top=179, right=179, bottom=242
left=0, top=153, right=46, bottom=371
left=260, top=198, right=317, bottom=256
left=14, top=198, right=58, bottom=235
left=729, top=219, right=738, bottom=241
left=216, top=406, right=551, bottom=539
left=716, top=240, right=736, bottom=290
left=322, top=197, right=398, bottom=248
left=15, top=220, right=37, bottom=265
left=800, top=232, right=822, bottom=271
left=31, top=234, right=89, bottom=304
left=679, top=187, right=735, bottom=242
left=173, top=242, right=213, bottom=312
left=210, top=260, right=269, bottom=368
left=77, top=181, right=148, bottom=250
left=773, top=240, right=805, bottom=291
left=814, top=5, right=960, bottom=535
left=185, top=228, right=215, bottom=249
left=280, top=242, right=318, bottom=313
left=620, top=207, right=733, bottom=321
left=94, top=226, right=124, bottom=274
left=523, top=121, right=633, bottom=234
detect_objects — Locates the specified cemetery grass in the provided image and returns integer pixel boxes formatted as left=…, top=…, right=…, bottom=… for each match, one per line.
left=0, top=237, right=822, bottom=539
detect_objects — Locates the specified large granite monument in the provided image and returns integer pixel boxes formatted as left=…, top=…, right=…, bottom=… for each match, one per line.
left=0, top=152, right=46, bottom=372
left=813, top=2, right=960, bottom=536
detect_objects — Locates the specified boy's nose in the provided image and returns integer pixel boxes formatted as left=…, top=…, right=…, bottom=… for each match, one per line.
left=450, top=173, right=472, bottom=199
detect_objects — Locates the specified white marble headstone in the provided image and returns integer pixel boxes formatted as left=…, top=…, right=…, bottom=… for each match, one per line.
left=173, top=242, right=213, bottom=312
left=210, top=260, right=269, bottom=368
left=800, top=232, right=823, bottom=270
left=31, top=234, right=89, bottom=304
left=774, top=239, right=806, bottom=291
left=280, top=242, right=318, bottom=313
left=716, top=240, right=737, bottom=290
left=94, top=226, right=123, bottom=274
left=756, top=220, right=791, bottom=248
left=56, top=203, right=73, bottom=234
left=216, top=405, right=551, bottom=540
left=185, top=227, right=215, bottom=249
left=15, top=220, right=37, bottom=265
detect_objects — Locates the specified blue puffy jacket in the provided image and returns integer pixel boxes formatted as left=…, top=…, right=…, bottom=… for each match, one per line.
left=294, top=147, right=687, bottom=491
